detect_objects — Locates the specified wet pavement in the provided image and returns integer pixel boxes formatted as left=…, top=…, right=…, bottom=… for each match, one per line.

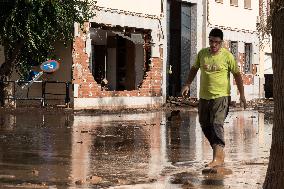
left=0, top=109, right=272, bottom=189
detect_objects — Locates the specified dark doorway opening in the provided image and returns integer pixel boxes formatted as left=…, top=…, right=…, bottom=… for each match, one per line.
left=264, top=74, right=273, bottom=98
left=116, top=36, right=136, bottom=91
left=90, top=27, right=150, bottom=91
left=92, top=45, right=106, bottom=85
left=167, top=0, right=192, bottom=97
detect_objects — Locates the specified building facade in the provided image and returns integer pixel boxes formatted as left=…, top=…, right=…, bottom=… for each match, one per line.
left=0, top=0, right=266, bottom=109
left=258, top=0, right=272, bottom=98
left=166, top=0, right=203, bottom=98
left=203, top=0, right=261, bottom=101
left=72, top=0, right=167, bottom=109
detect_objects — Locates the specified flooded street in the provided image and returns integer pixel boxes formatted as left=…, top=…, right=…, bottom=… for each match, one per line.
left=0, top=109, right=272, bottom=189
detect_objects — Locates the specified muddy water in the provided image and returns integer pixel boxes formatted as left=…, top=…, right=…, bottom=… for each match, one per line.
left=0, top=110, right=272, bottom=189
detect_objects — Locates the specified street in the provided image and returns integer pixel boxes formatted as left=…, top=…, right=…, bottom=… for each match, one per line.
left=0, top=109, right=272, bottom=189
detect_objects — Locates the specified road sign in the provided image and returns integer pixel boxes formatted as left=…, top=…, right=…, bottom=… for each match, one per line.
left=21, top=71, right=43, bottom=89
left=20, top=59, right=60, bottom=89
left=40, top=60, right=60, bottom=73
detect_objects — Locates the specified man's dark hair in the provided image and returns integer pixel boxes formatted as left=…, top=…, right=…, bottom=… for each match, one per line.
left=209, top=28, right=223, bottom=40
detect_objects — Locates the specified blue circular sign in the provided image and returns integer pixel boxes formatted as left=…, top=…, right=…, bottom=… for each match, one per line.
left=40, top=60, right=60, bottom=73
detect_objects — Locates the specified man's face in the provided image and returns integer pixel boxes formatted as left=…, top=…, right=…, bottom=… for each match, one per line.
left=209, top=36, right=222, bottom=54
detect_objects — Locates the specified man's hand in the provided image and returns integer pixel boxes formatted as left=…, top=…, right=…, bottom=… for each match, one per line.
left=181, top=85, right=190, bottom=97
left=240, top=95, right=247, bottom=109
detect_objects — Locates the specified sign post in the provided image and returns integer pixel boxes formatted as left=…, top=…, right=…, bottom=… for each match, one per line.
left=21, top=60, right=60, bottom=89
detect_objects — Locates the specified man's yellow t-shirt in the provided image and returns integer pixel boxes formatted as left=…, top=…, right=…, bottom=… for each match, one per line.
left=193, top=47, right=240, bottom=100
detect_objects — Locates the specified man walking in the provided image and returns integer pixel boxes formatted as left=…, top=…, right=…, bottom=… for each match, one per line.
left=181, top=28, right=247, bottom=168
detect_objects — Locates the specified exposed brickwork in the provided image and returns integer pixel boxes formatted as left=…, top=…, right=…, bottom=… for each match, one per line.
left=72, top=23, right=162, bottom=98
left=238, top=52, right=254, bottom=85
left=138, top=58, right=162, bottom=97
left=222, top=40, right=230, bottom=50
left=72, top=23, right=100, bottom=98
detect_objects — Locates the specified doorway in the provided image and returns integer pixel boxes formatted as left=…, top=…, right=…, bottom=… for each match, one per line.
left=167, top=0, right=192, bottom=97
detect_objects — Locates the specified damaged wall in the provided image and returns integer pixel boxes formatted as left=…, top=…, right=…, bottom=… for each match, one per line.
left=73, top=0, right=165, bottom=109
left=73, top=25, right=162, bottom=98
left=73, top=13, right=163, bottom=109
left=218, top=28, right=260, bottom=101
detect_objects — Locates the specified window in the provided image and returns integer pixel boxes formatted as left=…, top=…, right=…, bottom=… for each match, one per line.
left=230, top=41, right=238, bottom=61
left=230, top=0, right=238, bottom=6
left=244, top=43, right=252, bottom=74
left=244, top=0, right=251, bottom=9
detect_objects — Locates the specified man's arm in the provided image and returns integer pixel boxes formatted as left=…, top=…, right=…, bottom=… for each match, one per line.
left=181, top=67, right=199, bottom=97
left=233, top=72, right=247, bottom=109
left=185, top=67, right=199, bottom=86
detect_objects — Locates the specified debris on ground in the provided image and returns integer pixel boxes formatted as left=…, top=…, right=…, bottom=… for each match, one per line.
left=166, top=97, right=274, bottom=110
left=166, top=96, right=198, bottom=108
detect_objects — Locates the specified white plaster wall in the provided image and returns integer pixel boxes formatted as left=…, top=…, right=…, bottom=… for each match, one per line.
left=258, top=0, right=272, bottom=98
left=230, top=37, right=259, bottom=101
left=90, top=8, right=163, bottom=58
left=230, top=70, right=260, bottom=102
left=161, top=0, right=168, bottom=101
left=231, top=75, right=260, bottom=102
left=203, top=27, right=260, bottom=101
left=74, top=96, right=163, bottom=110
left=196, top=1, right=205, bottom=51
left=205, top=0, right=260, bottom=102
left=263, top=53, right=272, bottom=75
left=258, top=0, right=272, bottom=77
left=259, top=37, right=272, bottom=77
left=208, top=0, right=259, bottom=31
left=195, top=1, right=206, bottom=99
left=96, top=0, right=161, bottom=16
left=220, top=29, right=259, bottom=68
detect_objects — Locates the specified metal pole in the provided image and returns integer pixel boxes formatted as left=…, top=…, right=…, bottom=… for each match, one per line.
left=13, top=81, right=16, bottom=107
left=65, top=82, right=70, bottom=108
left=41, top=81, right=46, bottom=107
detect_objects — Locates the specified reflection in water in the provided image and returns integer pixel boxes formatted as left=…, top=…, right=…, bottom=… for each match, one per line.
left=0, top=110, right=272, bottom=189
left=166, top=111, right=199, bottom=165
left=70, top=112, right=168, bottom=187
left=0, top=112, right=73, bottom=188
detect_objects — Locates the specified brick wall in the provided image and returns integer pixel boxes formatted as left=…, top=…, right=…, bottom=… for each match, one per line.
left=72, top=23, right=162, bottom=98
left=238, top=53, right=254, bottom=85
left=223, top=40, right=255, bottom=86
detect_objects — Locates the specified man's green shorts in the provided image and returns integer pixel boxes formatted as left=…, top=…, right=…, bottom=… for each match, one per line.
left=198, top=96, right=230, bottom=147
